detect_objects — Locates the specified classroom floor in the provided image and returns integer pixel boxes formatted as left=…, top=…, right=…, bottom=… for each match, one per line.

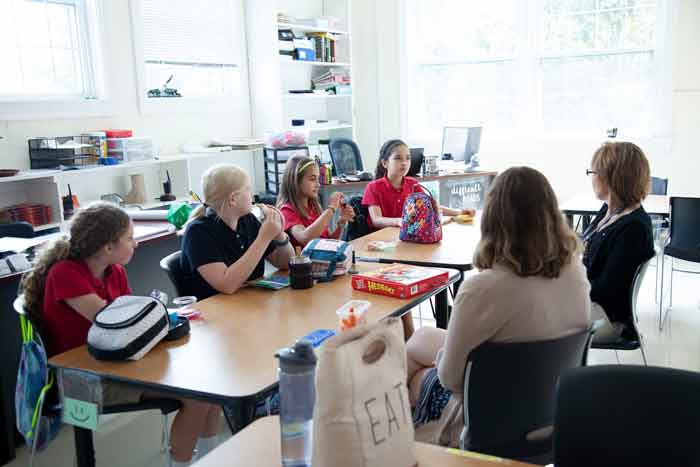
left=8, top=260, right=700, bottom=467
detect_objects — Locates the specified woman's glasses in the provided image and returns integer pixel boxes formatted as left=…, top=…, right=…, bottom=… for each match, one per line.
left=586, top=169, right=597, bottom=176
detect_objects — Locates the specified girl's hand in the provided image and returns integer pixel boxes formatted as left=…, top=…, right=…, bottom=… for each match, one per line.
left=259, top=205, right=283, bottom=240
left=329, top=192, right=344, bottom=210
left=460, top=208, right=476, bottom=216
left=339, top=204, right=355, bottom=224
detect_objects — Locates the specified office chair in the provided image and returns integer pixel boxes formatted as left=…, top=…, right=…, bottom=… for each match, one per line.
left=328, top=138, right=363, bottom=176
left=554, top=365, right=700, bottom=467
left=590, top=258, right=651, bottom=365
left=459, top=325, right=594, bottom=464
left=160, top=251, right=189, bottom=298
left=659, top=197, right=700, bottom=330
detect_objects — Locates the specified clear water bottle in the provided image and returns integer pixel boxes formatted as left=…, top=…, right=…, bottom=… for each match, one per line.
left=275, top=340, right=317, bottom=467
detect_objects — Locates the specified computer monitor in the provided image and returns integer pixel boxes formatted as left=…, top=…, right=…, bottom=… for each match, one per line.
left=441, top=126, right=482, bottom=163
left=407, top=148, right=424, bottom=177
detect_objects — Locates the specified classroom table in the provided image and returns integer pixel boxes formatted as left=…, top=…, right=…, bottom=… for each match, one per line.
left=353, top=221, right=481, bottom=328
left=561, top=193, right=669, bottom=229
left=49, top=264, right=460, bottom=467
left=192, top=416, right=537, bottom=467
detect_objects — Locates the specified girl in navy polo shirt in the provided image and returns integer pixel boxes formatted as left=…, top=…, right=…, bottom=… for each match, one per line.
left=362, top=139, right=472, bottom=230
left=21, top=202, right=219, bottom=466
left=277, top=155, right=355, bottom=248
left=181, top=163, right=294, bottom=300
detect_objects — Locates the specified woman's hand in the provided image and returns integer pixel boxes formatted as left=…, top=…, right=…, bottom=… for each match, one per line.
left=259, top=205, right=283, bottom=241
left=328, top=192, right=344, bottom=210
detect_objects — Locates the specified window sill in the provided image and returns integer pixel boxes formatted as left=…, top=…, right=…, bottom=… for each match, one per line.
left=138, top=96, right=244, bottom=115
left=0, top=98, right=116, bottom=121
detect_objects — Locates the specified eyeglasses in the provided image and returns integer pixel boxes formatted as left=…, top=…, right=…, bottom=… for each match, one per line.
left=586, top=169, right=597, bottom=176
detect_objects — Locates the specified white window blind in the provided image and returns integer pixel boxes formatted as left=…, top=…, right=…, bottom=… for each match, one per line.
left=0, top=0, right=98, bottom=100
left=141, top=0, right=239, bottom=98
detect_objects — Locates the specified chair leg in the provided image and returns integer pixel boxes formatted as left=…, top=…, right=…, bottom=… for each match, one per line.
left=655, top=254, right=660, bottom=304
left=659, top=254, right=667, bottom=330
left=669, top=258, right=674, bottom=308
left=614, top=350, right=620, bottom=364
left=639, top=334, right=649, bottom=366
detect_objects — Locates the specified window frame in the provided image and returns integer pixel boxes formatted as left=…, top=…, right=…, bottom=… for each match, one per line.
left=128, top=0, right=245, bottom=116
left=400, top=0, right=674, bottom=143
left=0, top=0, right=114, bottom=120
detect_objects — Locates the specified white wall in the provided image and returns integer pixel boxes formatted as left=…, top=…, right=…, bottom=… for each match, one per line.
left=353, top=0, right=698, bottom=201
left=0, top=0, right=253, bottom=171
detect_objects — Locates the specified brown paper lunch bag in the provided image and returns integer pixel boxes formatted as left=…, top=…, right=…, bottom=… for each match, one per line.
left=312, top=318, right=417, bottom=467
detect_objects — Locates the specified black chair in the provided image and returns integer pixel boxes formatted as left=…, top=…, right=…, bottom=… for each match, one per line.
left=0, top=221, right=35, bottom=238
left=160, top=251, right=188, bottom=297
left=328, top=138, right=363, bottom=176
left=459, top=325, right=594, bottom=463
left=590, top=257, right=651, bottom=365
left=12, top=296, right=182, bottom=467
left=554, top=365, right=700, bottom=467
left=659, top=196, right=700, bottom=330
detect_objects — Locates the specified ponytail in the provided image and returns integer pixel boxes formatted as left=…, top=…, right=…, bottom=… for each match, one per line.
left=375, top=139, right=408, bottom=179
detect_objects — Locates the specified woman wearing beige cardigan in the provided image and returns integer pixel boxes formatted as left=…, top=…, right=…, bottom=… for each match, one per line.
left=406, top=166, right=591, bottom=447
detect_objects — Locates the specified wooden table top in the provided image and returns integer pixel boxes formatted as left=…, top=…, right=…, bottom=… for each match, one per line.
left=353, top=222, right=481, bottom=271
left=560, top=193, right=669, bottom=216
left=193, top=416, right=536, bottom=467
left=50, top=264, right=459, bottom=401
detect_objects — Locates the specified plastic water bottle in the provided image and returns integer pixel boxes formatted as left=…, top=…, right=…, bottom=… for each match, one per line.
left=275, top=340, right=317, bottom=467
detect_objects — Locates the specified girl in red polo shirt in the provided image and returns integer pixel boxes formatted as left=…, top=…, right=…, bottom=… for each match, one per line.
left=278, top=155, right=355, bottom=248
left=363, top=139, right=473, bottom=230
left=362, top=139, right=474, bottom=339
left=20, top=203, right=220, bottom=466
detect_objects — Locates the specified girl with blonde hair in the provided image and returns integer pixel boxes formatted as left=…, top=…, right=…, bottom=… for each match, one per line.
left=181, top=163, right=294, bottom=300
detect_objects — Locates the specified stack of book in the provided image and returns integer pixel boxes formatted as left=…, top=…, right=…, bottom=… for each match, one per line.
left=306, top=32, right=339, bottom=62
left=312, top=69, right=351, bottom=95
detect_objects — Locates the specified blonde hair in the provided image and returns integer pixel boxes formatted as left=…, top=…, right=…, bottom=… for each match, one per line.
left=20, top=202, right=131, bottom=329
left=188, top=164, right=249, bottom=222
left=276, top=155, right=322, bottom=219
left=591, top=141, right=651, bottom=208
left=474, top=167, right=580, bottom=278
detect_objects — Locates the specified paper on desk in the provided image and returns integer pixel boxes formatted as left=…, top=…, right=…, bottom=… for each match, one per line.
left=0, top=232, right=64, bottom=253
left=127, top=210, right=170, bottom=221
left=133, top=224, right=174, bottom=241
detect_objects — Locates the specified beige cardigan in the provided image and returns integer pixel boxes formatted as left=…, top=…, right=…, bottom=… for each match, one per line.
left=416, top=261, right=592, bottom=447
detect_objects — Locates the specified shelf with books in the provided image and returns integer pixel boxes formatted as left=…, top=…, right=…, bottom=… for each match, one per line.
left=280, top=60, right=351, bottom=68
left=282, top=94, right=352, bottom=100
left=285, top=124, right=353, bottom=133
left=276, top=22, right=349, bottom=36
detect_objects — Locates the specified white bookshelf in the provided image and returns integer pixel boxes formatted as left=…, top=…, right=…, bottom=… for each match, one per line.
left=246, top=0, right=355, bottom=155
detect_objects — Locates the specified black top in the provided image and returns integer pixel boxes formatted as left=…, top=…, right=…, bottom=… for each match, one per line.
left=582, top=204, right=655, bottom=324
left=180, top=210, right=276, bottom=300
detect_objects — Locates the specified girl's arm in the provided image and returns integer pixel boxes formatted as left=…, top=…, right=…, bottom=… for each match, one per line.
left=368, top=206, right=402, bottom=228
left=65, top=295, right=108, bottom=321
left=197, top=210, right=283, bottom=294
left=441, top=206, right=476, bottom=217
left=289, top=208, right=337, bottom=245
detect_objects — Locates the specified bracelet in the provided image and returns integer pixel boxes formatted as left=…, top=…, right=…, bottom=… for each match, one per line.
left=270, top=234, right=290, bottom=248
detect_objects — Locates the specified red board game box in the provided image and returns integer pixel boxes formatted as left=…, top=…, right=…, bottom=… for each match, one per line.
left=351, top=263, right=449, bottom=299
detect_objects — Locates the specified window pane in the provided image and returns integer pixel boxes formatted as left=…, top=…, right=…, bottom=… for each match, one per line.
left=541, top=52, right=655, bottom=131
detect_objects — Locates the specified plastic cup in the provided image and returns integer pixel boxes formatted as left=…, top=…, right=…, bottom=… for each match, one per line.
left=173, top=296, right=200, bottom=320
left=336, top=300, right=371, bottom=331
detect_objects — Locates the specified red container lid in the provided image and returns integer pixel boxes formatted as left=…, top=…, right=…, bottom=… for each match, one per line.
left=105, top=129, right=133, bottom=138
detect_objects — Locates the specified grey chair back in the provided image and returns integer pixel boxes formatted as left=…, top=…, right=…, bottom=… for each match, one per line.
left=554, top=365, right=700, bottom=467
left=328, top=138, right=363, bottom=176
left=159, top=251, right=188, bottom=297
left=461, top=325, right=594, bottom=460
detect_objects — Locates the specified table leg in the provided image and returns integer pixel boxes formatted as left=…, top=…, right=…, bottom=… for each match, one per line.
left=73, top=427, right=95, bottom=467
left=435, top=289, right=449, bottom=329
left=565, top=213, right=574, bottom=229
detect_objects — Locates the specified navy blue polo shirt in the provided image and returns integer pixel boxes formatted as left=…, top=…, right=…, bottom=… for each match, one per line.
left=180, top=210, right=276, bottom=300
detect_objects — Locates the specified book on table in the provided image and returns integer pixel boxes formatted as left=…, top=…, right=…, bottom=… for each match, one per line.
left=351, top=263, right=449, bottom=299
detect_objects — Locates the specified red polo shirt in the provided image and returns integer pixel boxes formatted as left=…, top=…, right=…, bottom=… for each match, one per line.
left=42, top=260, right=131, bottom=357
left=280, top=202, right=330, bottom=248
left=361, top=176, right=419, bottom=230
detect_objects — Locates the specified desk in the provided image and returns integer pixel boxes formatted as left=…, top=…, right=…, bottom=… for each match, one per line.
left=50, top=264, right=460, bottom=467
left=319, top=171, right=497, bottom=209
left=561, top=194, right=669, bottom=229
left=353, top=222, right=481, bottom=328
left=193, top=416, right=536, bottom=467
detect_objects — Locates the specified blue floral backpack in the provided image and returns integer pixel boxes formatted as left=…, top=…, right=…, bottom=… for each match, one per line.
left=399, top=184, right=443, bottom=244
left=15, top=303, right=62, bottom=456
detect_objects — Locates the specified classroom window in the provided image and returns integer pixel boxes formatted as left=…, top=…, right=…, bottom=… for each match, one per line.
left=139, top=0, right=240, bottom=99
left=404, top=0, right=665, bottom=137
left=0, top=0, right=100, bottom=100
